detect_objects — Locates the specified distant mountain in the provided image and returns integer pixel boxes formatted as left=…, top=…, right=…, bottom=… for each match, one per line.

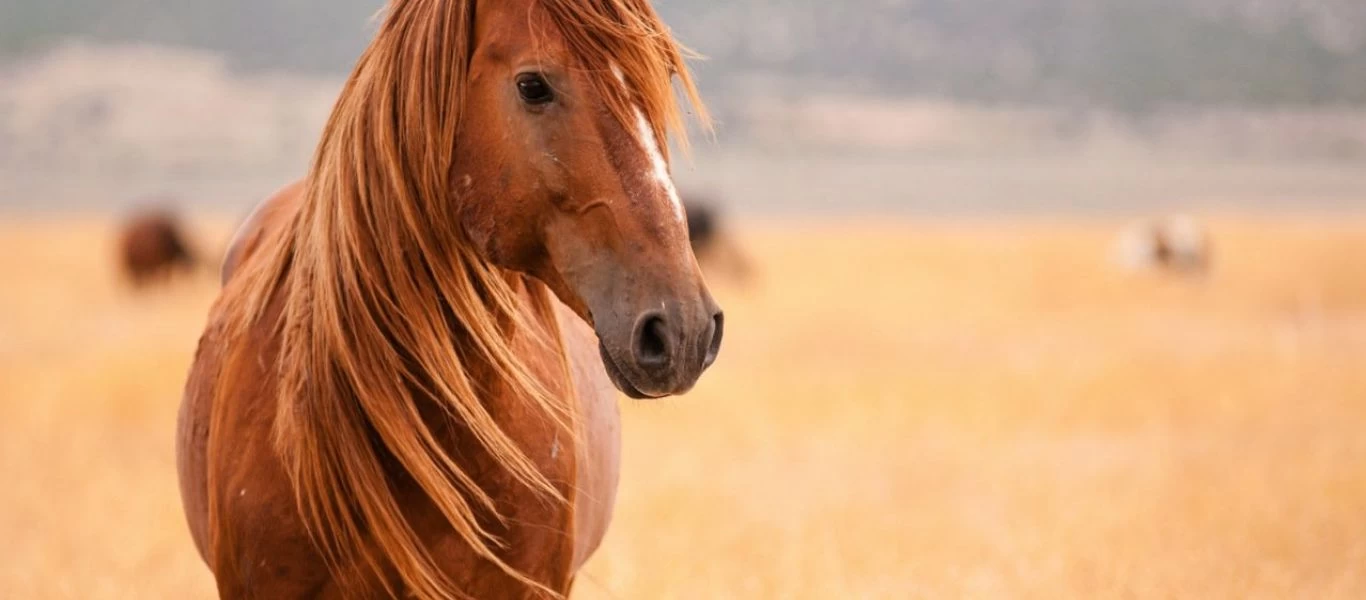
left=3, top=0, right=1365, bottom=111
left=0, top=0, right=381, bottom=72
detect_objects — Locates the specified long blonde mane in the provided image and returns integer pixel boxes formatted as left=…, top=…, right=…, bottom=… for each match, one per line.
left=211, top=0, right=705, bottom=597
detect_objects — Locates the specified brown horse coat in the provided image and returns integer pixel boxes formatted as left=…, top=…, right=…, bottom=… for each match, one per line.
left=180, top=184, right=622, bottom=597
left=117, top=210, right=196, bottom=287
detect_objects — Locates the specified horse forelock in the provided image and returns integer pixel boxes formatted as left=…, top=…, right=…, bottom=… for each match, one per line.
left=207, top=0, right=703, bottom=597
left=542, top=0, right=710, bottom=158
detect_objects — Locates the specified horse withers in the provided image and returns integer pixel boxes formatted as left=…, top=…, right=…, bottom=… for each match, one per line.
left=177, top=0, right=721, bottom=598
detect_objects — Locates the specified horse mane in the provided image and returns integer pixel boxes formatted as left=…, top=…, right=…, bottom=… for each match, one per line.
left=212, top=0, right=704, bottom=598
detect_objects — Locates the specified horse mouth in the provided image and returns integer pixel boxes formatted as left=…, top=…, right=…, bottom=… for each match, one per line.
left=598, top=342, right=666, bottom=400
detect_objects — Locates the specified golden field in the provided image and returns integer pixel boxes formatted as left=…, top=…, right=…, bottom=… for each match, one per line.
left=2, top=217, right=1366, bottom=599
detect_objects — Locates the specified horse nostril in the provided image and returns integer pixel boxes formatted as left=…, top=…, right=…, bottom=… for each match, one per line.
left=703, top=311, right=724, bottom=368
left=635, top=314, right=670, bottom=368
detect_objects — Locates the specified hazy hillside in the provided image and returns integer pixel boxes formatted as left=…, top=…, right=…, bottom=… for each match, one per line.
left=3, top=0, right=1366, bottom=111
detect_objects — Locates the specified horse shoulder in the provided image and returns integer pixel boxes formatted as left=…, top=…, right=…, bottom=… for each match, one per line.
left=186, top=295, right=335, bottom=597
left=181, top=179, right=303, bottom=559
left=176, top=310, right=223, bottom=564
left=181, top=178, right=334, bottom=594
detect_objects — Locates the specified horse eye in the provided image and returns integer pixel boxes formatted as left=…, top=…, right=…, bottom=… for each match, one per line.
left=516, top=73, right=554, bottom=105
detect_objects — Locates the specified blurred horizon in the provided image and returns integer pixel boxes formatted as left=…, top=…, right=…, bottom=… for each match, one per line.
left=3, top=0, right=1366, bottom=215
left=8, top=0, right=1366, bottom=110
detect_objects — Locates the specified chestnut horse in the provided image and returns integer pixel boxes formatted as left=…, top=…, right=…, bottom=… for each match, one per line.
left=176, top=0, right=722, bottom=597
left=117, top=208, right=198, bottom=287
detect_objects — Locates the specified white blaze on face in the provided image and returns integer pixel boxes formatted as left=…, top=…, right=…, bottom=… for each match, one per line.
left=633, top=108, right=685, bottom=224
left=612, top=64, right=685, bottom=224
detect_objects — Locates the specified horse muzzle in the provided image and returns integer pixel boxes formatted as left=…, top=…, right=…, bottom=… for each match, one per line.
left=596, top=296, right=723, bottom=399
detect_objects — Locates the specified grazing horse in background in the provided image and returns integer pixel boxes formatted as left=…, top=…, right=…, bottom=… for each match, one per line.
left=176, top=0, right=722, bottom=597
left=1113, top=215, right=1212, bottom=275
left=117, top=208, right=198, bottom=288
left=683, top=194, right=753, bottom=283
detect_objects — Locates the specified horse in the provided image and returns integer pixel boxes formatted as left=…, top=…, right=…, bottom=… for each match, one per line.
left=176, top=0, right=723, bottom=597
left=1113, top=215, right=1212, bottom=275
left=683, top=194, right=752, bottom=283
left=116, top=208, right=199, bottom=288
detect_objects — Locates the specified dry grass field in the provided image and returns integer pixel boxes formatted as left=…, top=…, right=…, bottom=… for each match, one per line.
left=2, top=217, right=1366, bottom=598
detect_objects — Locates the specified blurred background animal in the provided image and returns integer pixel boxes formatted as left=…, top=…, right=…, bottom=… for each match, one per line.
left=684, top=194, right=753, bottom=284
left=116, top=207, right=199, bottom=288
left=1113, top=215, right=1212, bottom=275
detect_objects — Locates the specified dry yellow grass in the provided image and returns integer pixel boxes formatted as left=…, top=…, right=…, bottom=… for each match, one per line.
left=2, top=217, right=1365, bottom=599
